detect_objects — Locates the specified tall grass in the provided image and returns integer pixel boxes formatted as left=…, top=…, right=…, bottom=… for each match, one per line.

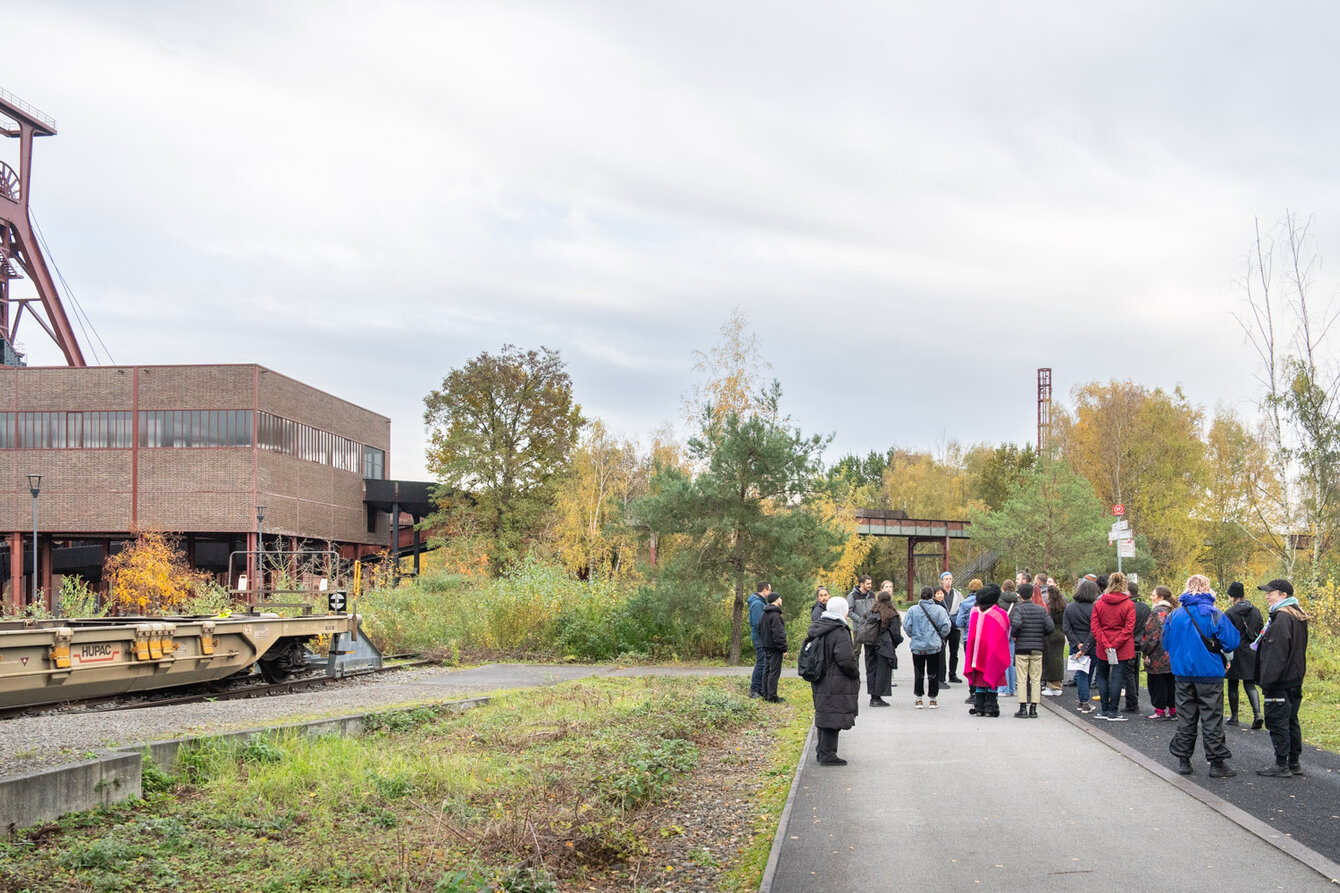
left=358, top=555, right=733, bottom=661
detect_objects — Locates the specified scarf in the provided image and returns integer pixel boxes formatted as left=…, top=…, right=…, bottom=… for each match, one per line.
left=1252, top=596, right=1304, bottom=650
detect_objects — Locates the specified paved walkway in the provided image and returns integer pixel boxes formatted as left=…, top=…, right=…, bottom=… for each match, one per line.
left=766, top=675, right=1340, bottom=891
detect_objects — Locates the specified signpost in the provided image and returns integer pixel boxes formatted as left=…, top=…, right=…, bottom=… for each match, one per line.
left=1109, top=517, right=1133, bottom=571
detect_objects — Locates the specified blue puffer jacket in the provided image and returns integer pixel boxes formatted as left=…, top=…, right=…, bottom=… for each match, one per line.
left=902, top=599, right=951, bottom=654
left=1162, top=593, right=1241, bottom=683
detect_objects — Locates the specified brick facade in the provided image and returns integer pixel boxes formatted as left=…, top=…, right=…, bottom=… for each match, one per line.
left=0, top=364, right=391, bottom=573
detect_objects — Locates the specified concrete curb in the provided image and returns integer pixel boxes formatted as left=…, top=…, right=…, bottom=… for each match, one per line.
left=1, top=696, right=489, bottom=832
left=1041, top=697, right=1340, bottom=886
left=758, top=724, right=813, bottom=893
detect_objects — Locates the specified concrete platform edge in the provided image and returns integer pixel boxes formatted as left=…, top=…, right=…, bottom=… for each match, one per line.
left=0, top=695, right=489, bottom=831
left=1041, top=698, right=1340, bottom=886
left=759, top=724, right=814, bottom=893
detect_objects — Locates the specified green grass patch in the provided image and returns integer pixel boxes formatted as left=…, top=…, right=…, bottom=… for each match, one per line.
left=0, top=675, right=809, bottom=892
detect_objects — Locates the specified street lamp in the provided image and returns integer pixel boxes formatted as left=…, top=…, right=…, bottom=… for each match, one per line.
left=26, top=474, right=41, bottom=612
left=256, top=505, right=266, bottom=602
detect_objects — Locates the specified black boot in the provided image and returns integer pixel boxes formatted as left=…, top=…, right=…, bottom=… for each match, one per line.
left=1014, top=703, right=1029, bottom=718
left=987, top=692, right=1001, bottom=717
left=1209, top=761, right=1237, bottom=778
left=1028, top=704, right=1038, bottom=718
left=1175, top=756, right=1193, bottom=775
left=971, top=690, right=987, bottom=716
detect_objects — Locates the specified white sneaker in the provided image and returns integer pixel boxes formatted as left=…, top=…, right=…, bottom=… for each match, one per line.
left=928, top=699, right=939, bottom=709
left=914, top=699, right=924, bottom=709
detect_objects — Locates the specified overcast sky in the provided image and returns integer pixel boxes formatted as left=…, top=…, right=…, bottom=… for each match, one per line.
left=4, top=1, right=1339, bottom=480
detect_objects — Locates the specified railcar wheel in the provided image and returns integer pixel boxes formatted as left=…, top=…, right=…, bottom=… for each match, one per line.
left=257, top=638, right=311, bottom=683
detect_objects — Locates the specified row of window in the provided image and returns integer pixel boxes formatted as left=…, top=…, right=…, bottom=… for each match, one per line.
left=0, top=410, right=387, bottom=479
left=257, top=412, right=384, bottom=478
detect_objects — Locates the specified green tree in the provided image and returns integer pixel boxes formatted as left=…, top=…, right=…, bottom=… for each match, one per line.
left=1199, top=411, right=1276, bottom=584
left=967, top=442, right=1038, bottom=511
left=638, top=384, right=843, bottom=664
left=969, top=456, right=1113, bottom=581
left=423, top=345, right=584, bottom=575
left=1234, top=211, right=1340, bottom=584
left=1055, top=380, right=1205, bottom=576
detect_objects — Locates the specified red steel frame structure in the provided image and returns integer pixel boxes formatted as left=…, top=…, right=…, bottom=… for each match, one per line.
left=0, top=88, right=85, bottom=367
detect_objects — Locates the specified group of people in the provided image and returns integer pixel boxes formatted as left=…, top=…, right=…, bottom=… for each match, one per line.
left=763, top=570, right=1310, bottom=774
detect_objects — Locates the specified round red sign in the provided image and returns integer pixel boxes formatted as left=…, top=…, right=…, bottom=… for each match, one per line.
left=1113, top=504, right=1125, bottom=516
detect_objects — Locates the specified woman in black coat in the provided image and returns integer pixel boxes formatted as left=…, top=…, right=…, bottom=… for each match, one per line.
left=1042, top=585, right=1068, bottom=696
left=1062, top=578, right=1100, bottom=714
left=868, top=590, right=904, bottom=707
left=1224, top=582, right=1264, bottom=728
left=807, top=595, right=860, bottom=766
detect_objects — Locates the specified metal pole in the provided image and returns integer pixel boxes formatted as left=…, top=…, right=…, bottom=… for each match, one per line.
left=256, top=505, right=266, bottom=603
left=31, top=489, right=38, bottom=609
left=26, top=474, right=41, bottom=611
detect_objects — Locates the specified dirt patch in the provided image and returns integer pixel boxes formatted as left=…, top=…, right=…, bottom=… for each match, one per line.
left=569, top=721, right=790, bottom=892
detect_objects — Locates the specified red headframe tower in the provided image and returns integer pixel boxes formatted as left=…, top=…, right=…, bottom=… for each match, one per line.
left=0, top=88, right=85, bottom=366
left=1037, top=367, right=1052, bottom=452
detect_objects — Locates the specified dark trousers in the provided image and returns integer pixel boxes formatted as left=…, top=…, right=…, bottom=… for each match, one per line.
left=912, top=652, right=942, bottom=698
left=1148, top=673, right=1175, bottom=711
left=942, top=628, right=961, bottom=682
left=1227, top=677, right=1261, bottom=721
left=1122, top=653, right=1141, bottom=710
left=750, top=635, right=766, bottom=695
left=763, top=649, right=784, bottom=700
left=1262, top=682, right=1304, bottom=766
left=1169, top=680, right=1231, bottom=763
left=816, top=726, right=842, bottom=763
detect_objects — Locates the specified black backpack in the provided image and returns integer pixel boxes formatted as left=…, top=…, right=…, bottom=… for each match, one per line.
left=797, top=633, right=826, bottom=683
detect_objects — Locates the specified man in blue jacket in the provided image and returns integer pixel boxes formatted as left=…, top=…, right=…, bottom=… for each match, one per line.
left=748, top=581, right=771, bottom=698
left=1163, top=574, right=1241, bottom=777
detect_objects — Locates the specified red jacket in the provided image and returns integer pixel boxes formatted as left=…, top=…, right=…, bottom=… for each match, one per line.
left=1091, top=591, right=1136, bottom=660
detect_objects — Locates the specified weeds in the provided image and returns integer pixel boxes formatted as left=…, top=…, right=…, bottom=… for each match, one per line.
left=1, top=677, right=801, bottom=892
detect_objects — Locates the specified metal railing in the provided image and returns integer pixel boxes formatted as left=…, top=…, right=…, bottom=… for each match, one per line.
left=0, top=87, right=57, bottom=131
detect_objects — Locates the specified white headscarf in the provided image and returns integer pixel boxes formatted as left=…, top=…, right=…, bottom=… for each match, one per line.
left=822, top=595, right=850, bottom=623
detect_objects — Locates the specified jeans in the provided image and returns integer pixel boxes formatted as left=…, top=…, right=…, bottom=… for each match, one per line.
left=998, top=640, right=1016, bottom=695
left=1071, top=647, right=1091, bottom=704
left=750, top=635, right=766, bottom=695
left=1094, top=658, right=1129, bottom=717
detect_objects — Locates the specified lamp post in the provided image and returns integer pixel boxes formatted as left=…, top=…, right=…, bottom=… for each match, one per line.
left=26, top=474, right=41, bottom=612
left=256, top=505, right=266, bottom=602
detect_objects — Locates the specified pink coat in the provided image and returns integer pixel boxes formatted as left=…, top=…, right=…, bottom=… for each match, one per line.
left=963, top=605, right=1011, bottom=688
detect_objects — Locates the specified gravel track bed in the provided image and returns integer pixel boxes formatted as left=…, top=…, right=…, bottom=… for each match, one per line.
left=0, top=668, right=469, bottom=776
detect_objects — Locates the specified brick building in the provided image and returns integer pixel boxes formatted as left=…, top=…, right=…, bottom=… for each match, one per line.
left=0, top=364, right=394, bottom=609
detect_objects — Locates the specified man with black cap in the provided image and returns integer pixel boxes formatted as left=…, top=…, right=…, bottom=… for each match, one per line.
left=1254, top=579, right=1310, bottom=778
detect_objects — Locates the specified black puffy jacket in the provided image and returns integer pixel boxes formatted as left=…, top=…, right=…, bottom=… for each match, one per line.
left=759, top=604, right=787, bottom=652
left=1010, top=600, right=1055, bottom=653
left=807, top=617, right=860, bottom=729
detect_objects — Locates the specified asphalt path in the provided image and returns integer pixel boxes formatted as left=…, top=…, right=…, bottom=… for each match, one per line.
left=765, top=656, right=1340, bottom=892
left=1049, top=686, right=1340, bottom=867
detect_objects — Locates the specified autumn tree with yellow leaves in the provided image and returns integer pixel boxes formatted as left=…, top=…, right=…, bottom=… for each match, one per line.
left=105, top=530, right=206, bottom=615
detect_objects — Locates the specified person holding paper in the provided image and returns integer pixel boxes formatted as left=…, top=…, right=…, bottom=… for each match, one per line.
left=1063, top=578, right=1100, bottom=714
